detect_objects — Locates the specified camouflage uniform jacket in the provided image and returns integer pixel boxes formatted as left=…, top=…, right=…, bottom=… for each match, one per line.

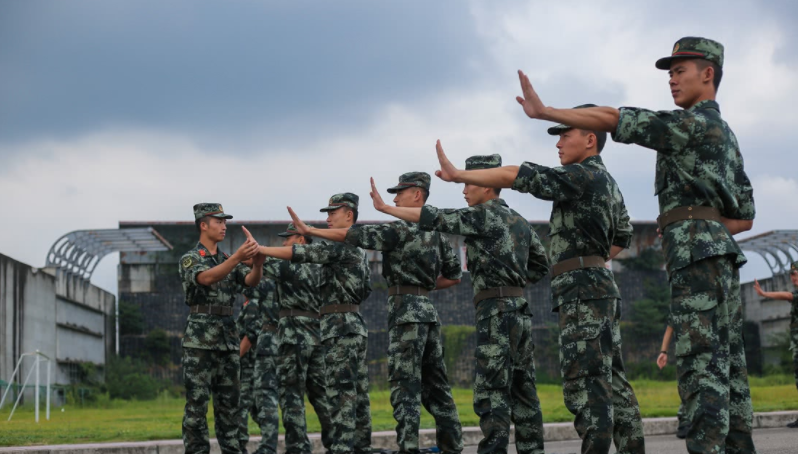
left=292, top=242, right=372, bottom=341
left=791, top=290, right=798, bottom=332
left=613, top=100, right=755, bottom=274
left=512, top=155, right=632, bottom=310
left=236, top=296, right=261, bottom=346
left=345, top=220, right=462, bottom=326
left=179, top=241, right=251, bottom=351
left=419, top=198, right=549, bottom=321
left=262, top=257, right=325, bottom=345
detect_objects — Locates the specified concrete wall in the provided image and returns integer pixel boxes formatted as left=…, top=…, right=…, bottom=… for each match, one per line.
left=0, top=253, right=115, bottom=386
left=740, top=273, right=793, bottom=366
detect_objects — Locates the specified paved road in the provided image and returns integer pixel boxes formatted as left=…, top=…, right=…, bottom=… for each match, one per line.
left=462, top=427, right=798, bottom=454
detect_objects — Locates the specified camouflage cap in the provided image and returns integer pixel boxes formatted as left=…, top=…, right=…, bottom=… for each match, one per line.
left=465, top=154, right=502, bottom=170
left=547, top=104, right=599, bottom=135
left=386, top=172, right=431, bottom=194
left=791, top=261, right=798, bottom=273
left=193, top=203, right=233, bottom=220
left=655, top=36, right=724, bottom=70
left=277, top=222, right=315, bottom=237
left=319, top=192, right=359, bottom=212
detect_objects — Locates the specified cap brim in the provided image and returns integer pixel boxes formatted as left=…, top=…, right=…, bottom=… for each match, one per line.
left=386, top=184, right=419, bottom=194
left=319, top=206, right=340, bottom=212
left=209, top=213, right=233, bottom=219
left=655, top=54, right=702, bottom=70
left=547, top=124, right=572, bottom=135
left=277, top=232, right=298, bottom=237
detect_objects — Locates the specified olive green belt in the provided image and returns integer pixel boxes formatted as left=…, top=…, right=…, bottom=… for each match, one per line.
left=473, top=286, right=524, bottom=306
left=387, top=285, right=430, bottom=297
left=657, top=206, right=721, bottom=231
left=551, top=256, right=606, bottom=277
left=261, top=322, right=277, bottom=333
left=319, top=304, right=359, bottom=315
left=278, top=309, right=320, bottom=319
left=189, top=305, right=232, bottom=316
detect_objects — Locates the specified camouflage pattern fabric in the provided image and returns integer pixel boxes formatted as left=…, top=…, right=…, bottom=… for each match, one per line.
left=474, top=307, right=543, bottom=454
left=292, top=242, right=372, bottom=454
left=347, top=220, right=464, bottom=453
left=419, top=199, right=549, bottom=454
left=179, top=241, right=251, bottom=350
left=179, top=241, right=251, bottom=454
left=253, top=331, right=279, bottom=454
left=182, top=348, right=241, bottom=454
left=278, top=341, right=333, bottom=454
left=419, top=199, right=549, bottom=321
left=790, top=290, right=798, bottom=394
left=613, top=99, right=757, bottom=452
left=612, top=101, right=755, bottom=274
left=512, top=155, right=645, bottom=452
left=670, top=256, right=755, bottom=454
left=512, top=156, right=632, bottom=309
left=324, top=333, right=372, bottom=454
left=244, top=280, right=280, bottom=454
left=558, top=298, right=645, bottom=453
left=236, top=299, right=262, bottom=452
left=387, top=316, right=463, bottom=454
left=263, top=257, right=332, bottom=453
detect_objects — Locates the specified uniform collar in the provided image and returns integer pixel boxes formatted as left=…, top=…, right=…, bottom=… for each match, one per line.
left=688, top=99, right=720, bottom=113
left=195, top=241, right=226, bottom=259
left=484, top=198, right=508, bottom=207
left=580, top=155, right=605, bottom=169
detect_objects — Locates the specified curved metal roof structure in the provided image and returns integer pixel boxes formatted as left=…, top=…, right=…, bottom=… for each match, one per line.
left=46, top=228, right=173, bottom=280
left=737, top=230, right=798, bottom=275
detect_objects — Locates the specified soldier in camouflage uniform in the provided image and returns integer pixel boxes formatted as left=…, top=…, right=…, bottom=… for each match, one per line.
left=236, top=295, right=262, bottom=454
left=368, top=159, right=549, bottom=454
left=510, top=37, right=757, bottom=454
left=262, top=224, right=333, bottom=454
left=753, top=261, right=798, bottom=428
left=287, top=173, right=464, bottom=454
left=433, top=107, right=646, bottom=453
left=257, top=193, right=372, bottom=454
left=244, top=275, right=281, bottom=454
left=179, top=203, right=264, bottom=454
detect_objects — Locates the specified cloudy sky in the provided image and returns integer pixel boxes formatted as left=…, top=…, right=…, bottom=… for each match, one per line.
left=2, top=0, right=797, bottom=294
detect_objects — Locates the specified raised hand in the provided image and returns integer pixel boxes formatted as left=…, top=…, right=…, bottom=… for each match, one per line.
left=435, top=140, right=461, bottom=183
left=369, top=177, right=388, bottom=212
left=516, top=70, right=547, bottom=119
left=286, top=207, right=311, bottom=235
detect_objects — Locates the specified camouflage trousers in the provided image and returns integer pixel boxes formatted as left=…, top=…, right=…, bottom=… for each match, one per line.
left=388, top=321, right=463, bottom=454
left=473, top=309, right=544, bottom=454
left=323, top=333, right=371, bottom=454
left=791, top=329, right=798, bottom=394
left=182, top=348, right=240, bottom=454
left=278, top=341, right=334, bottom=454
left=677, top=401, right=690, bottom=432
left=238, top=347, right=262, bottom=452
left=558, top=298, right=645, bottom=454
left=252, top=331, right=279, bottom=454
left=670, top=256, right=756, bottom=454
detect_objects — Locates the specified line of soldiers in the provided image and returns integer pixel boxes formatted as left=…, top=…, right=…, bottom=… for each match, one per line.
left=178, top=36, right=758, bottom=454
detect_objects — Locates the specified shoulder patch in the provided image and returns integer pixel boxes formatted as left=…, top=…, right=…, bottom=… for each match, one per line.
left=182, top=257, right=193, bottom=268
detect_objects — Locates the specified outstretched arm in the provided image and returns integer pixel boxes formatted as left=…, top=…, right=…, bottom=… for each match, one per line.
left=516, top=70, right=619, bottom=132
left=435, top=140, right=520, bottom=187
left=753, top=279, right=794, bottom=301
left=257, top=246, right=293, bottom=261
left=370, top=177, right=422, bottom=222
left=198, top=227, right=260, bottom=286
left=287, top=207, right=348, bottom=243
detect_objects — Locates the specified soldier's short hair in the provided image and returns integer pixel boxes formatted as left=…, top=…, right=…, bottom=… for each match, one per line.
left=195, top=216, right=211, bottom=233
left=494, top=188, right=502, bottom=196
left=344, top=207, right=359, bottom=223
left=696, top=59, right=723, bottom=91
left=418, top=187, right=430, bottom=202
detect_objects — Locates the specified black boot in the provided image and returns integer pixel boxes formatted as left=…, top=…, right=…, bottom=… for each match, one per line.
left=676, top=424, right=689, bottom=439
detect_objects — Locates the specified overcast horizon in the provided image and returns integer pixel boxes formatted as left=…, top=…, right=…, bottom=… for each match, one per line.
left=3, top=0, right=797, bottom=295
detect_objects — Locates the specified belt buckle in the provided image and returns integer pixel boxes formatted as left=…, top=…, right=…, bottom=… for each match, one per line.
left=579, top=256, right=584, bottom=268
left=497, top=287, right=503, bottom=297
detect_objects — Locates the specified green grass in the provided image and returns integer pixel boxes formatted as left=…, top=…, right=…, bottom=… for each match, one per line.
left=2, top=377, right=797, bottom=447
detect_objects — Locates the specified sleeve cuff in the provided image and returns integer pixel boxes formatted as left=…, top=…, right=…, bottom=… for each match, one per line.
left=418, top=206, right=438, bottom=231
left=612, top=235, right=633, bottom=249
left=612, top=107, right=638, bottom=144
left=511, top=162, right=538, bottom=193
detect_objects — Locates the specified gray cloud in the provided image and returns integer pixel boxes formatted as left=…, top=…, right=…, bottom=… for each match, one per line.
left=0, top=0, right=487, bottom=151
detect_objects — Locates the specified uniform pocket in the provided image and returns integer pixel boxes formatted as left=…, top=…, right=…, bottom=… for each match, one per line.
left=388, top=327, right=418, bottom=382
left=559, top=324, right=604, bottom=379
left=473, top=343, right=509, bottom=390
left=673, top=306, right=717, bottom=357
